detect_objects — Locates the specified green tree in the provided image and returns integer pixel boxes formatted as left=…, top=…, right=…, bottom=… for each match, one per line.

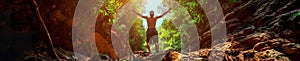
left=158, top=20, right=182, bottom=51
left=129, top=19, right=146, bottom=51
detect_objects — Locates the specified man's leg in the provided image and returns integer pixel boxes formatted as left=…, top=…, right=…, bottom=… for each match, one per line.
left=146, top=32, right=151, bottom=52
left=153, top=35, right=159, bottom=52
left=146, top=37, right=150, bottom=52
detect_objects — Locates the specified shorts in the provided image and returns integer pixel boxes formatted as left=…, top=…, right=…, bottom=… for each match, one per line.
left=146, top=28, right=158, bottom=43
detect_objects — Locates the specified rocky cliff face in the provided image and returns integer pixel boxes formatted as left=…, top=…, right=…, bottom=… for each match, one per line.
left=1, top=0, right=79, bottom=60
left=193, top=0, right=300, bottom=61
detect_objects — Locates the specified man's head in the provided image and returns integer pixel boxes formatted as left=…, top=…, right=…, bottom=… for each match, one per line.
left=150, top=10, right=154, bottom=17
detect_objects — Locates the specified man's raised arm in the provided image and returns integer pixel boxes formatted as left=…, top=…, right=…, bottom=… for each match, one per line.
left=156, top=8, right=172, bottom=18
left=133, top=10, right=147, bottom=18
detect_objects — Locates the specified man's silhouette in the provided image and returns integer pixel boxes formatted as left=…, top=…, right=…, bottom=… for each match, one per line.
left=134, top=8, right=172, bottom=52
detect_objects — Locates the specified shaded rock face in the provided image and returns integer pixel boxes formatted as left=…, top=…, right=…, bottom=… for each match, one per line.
left=94, top=32, right=118, bottom=60
left=200, top=0, right=300, bottom=60
left=0, top=0, right=46, bottom=60
left=0, top=0, right=119, bottom=60
left=186, top=0, right=300, bottom=60
left=199, top=0, right=300, bottom=48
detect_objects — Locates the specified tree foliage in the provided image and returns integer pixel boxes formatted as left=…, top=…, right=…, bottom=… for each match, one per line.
left=95, top=0, right=206, bottom=52
left=158, top=20, right=182, bottom=51
left=129, top=19, right=146, bottom=51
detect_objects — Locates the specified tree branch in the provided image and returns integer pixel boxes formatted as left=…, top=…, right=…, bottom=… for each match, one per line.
left=30, top=0, right=61, bottom=60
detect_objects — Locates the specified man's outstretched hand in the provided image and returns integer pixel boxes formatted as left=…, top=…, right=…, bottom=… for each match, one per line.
left=169, top=8, right=172, bottom=10
left=132, top=10, right=147, bottom=18
left=156, top=8, right=172, bottom=18
left=165, top=8, right=172, bottom=13
left=167, top=8, right=172, bottom=12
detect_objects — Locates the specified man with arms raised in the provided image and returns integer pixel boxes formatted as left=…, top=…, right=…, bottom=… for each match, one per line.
left=134, top=8, right=172, bottom=53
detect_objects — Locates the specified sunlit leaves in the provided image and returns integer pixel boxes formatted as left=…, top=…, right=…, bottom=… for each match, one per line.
left=99, top=10, right=108, bottom=16
left=229, top=0, right=240, bottom=3
left=96, top=0, right=128, bottom=25
left=158, top=20, right=182, bottom=51
left=176, top=0, right=203, bottom=24
left=187, top=2, right=197, bottom=7
left=192, top=14, right=202, bottom=23
left=291, top=10, right=300, bottom=18
left=105, top=0, right=119, bottom=14
left=109, top=0, right=115, bottom=4
left=157, top=0, right=205, bottom=51
left=108, top=19, right=116, bottom=25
